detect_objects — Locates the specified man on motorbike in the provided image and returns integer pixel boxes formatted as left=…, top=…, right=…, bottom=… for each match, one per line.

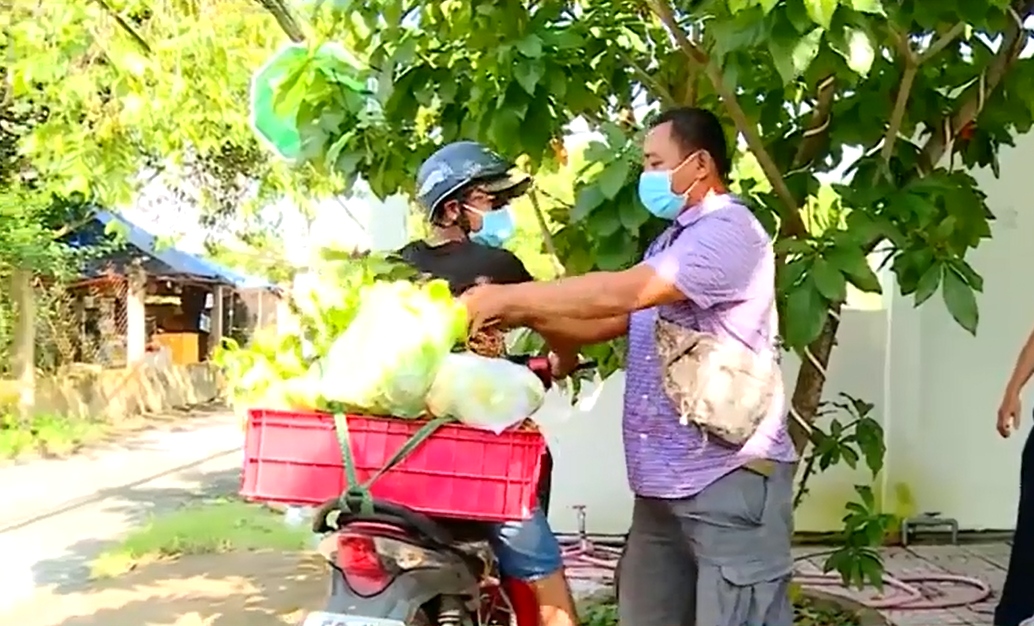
left=398, top=140, right=579, bottom=626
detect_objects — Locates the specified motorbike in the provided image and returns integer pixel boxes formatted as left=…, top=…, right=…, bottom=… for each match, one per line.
left=301, top=354, right=594, bottom=626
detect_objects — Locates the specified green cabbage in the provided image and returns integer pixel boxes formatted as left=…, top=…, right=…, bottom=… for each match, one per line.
left=317, top=279, right=467, bottom=417
left=212, top=253, right=469, bottom=418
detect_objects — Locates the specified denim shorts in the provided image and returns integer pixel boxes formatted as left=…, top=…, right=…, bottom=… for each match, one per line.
left=488, top=506, right=564, bottom=582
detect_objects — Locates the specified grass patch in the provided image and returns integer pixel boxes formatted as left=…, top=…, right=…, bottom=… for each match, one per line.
left=0, top=412, right=106, bottom=459
left=90, top=499, right=312, bottom=579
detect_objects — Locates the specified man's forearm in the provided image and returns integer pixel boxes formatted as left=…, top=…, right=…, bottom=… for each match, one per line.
left=1006, top=326, right=1034, bottom=395
left=533, top=315, right=629, bottom=349
left=506, top=269, right=648, bottom=321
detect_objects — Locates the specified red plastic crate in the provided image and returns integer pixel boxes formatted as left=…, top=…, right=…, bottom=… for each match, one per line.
left=240, top=408, right=546, bottom=521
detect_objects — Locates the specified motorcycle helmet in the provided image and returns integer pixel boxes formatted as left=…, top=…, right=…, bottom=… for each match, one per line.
left=415, top=141, right=531, bottom=220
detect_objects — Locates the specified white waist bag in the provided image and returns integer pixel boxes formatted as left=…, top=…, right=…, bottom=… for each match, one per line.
left=655, top=317, right=782, bottom=447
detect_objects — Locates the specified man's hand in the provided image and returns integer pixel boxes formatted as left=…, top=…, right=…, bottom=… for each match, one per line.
left=997, top=391, right=1022, bottom=438
left=548, top=350, right=580, bottom=379
left=460, top=283, right=516, bottom=335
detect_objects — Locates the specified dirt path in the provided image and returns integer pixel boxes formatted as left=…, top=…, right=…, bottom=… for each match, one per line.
left=1, top=552, right=327, bottom=626
left=0, top=410, right=243, bottom=613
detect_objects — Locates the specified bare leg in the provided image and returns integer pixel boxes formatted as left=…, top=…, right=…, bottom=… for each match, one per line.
left=531, top=570, right=579, bottom=626
left=489, top=507, right=575, bottom=626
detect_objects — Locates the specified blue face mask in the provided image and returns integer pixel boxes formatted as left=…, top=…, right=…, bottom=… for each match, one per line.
left=637, top=151, right=703, bottom=220
left=468, top=205, right=515, bottom=248
left=637, top=171, right=686, bottom=220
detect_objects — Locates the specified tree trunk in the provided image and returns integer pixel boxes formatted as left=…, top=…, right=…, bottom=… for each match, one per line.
left=788, top=304, right=841, bottom=454
left=11, top=269, right=35, bottom=424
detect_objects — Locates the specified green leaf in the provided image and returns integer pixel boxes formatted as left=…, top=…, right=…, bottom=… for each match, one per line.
left=856, top=484, right=876, bottom=510
left=778, top=257, right=810, bottom=293
left=792, top=28, right=825, bottom=78
left=571, top=185, right=605, bottom=222
left=854, top=418, right=885, bottom=476
left=804, top=0, right=839, bottom=28
left=587, top=202, right=623, bottom=237
left=843, top=28, right=875, bottom=76
left=826, top=245, right=882, bottom=293
left=941, top=266, right=979, bottom=334
left=809, top=257, right=847, bottom=302
left=618, top=199, right=649, bottom=231
left=514, top=60, right=544, bottom=95
left=784, top=280, right=827, bottom=346
left=949, top=259, right=984, bottom=292
left=488, top=106, right=522, bottom=149
left=913, top=262, right=941, bottom=305
left=774, top=238, right=813, bottom=257
left=594, top=230, right=637, bottom=270
left=516, top=34, right=544, bottom=58
left=849, top=0, right=884, bottom=14
left=597, top=159, right=631, bottom=200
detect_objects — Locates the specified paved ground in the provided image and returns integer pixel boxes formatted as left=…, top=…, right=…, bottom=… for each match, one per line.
left=0, top=410, right=243, bottom=613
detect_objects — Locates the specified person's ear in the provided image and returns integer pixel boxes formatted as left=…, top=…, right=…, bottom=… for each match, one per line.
left=696, top=152, right=716, bottom=181
left=671, top=152, right=708, bottom=195
left=439, top=200, right=461, bottom=224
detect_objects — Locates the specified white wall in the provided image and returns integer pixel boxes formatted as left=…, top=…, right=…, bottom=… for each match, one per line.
left=879, top=137, right=1034, bottom=530
left=537, top=375, right=633, bottom=535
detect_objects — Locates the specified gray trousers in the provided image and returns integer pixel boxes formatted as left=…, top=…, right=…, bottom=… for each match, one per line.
left=617, top=463, right=795, bottom=626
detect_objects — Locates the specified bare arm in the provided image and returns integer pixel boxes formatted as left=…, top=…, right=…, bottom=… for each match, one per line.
left=1005, top=325, right=1034, bottom=396
left=532, top=315, right=629, bottom=350
left=533, top=315, right=628, bottom=378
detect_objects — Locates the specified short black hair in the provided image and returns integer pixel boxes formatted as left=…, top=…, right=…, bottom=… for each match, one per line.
left=650, top=107, right=731, bottom=180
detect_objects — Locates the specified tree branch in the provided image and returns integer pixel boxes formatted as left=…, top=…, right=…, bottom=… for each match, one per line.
left=684, top=65, right=701, bottom=106
left=90, top=0, right=152, bottom=55
left=528, top=190, right=566, bottom=277
left=919, top=22, right=966, bottom=63
left=618, top=51, right=677, bottom=107
left=683, top=23, right=703, bottom=106
left=919, top=0, right=1034, bottom=170
left=791, top=75, right=836, bottom=170
left=876, top=63, right=917, bottom=182
left=254, top=0, right=306, bottom=43
left=646, top=0, right=807, bottom=238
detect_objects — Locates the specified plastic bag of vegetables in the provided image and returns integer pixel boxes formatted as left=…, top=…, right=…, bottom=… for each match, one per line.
left=425, top=352, right=547, bottom=433
left=317, top=279, right=468, bottom=417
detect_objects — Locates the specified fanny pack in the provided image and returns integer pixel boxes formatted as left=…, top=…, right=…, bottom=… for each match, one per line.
left=655, top=316, right=781, bottom=447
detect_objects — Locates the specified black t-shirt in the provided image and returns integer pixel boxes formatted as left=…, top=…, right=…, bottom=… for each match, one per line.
left=398, top=239, right=553, bottom=513
left=398, top=239, right=534, bottom=295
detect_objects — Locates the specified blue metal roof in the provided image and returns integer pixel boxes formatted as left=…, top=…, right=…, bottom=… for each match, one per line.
left=70, top=211, right=274, bottom=290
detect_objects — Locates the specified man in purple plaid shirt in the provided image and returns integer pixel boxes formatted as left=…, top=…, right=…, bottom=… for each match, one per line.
left=463, top=107, right=796, bottom=626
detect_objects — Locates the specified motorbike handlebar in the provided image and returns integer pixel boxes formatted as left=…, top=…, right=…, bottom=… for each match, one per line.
left=507, top=355, right=597, bottom=390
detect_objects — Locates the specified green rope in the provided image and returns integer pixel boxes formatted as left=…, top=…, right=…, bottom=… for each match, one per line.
left=333, top=413, right=454, bottom=515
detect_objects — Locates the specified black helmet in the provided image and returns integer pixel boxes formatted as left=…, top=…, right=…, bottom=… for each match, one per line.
left=415, top=141, right=532, bottom=219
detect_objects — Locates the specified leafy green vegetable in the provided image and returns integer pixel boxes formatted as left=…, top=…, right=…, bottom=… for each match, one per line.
left=318, top=278, right=467, bottom=417
left=212, top=251, right=467, bottom=417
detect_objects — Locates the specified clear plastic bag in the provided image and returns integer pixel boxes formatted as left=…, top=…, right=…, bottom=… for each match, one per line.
left=317, top=280, right=465, bottom=417
left=425, top=352, right=547, bottom=434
